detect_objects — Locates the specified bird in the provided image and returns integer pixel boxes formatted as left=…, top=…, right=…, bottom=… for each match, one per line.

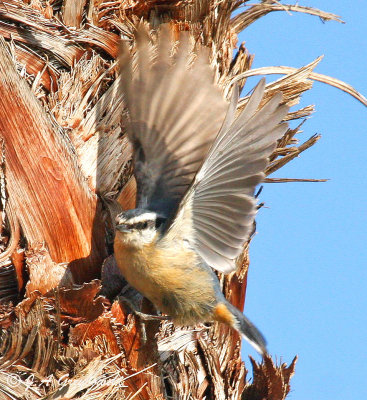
left=114, top=25, right=289, bottom=355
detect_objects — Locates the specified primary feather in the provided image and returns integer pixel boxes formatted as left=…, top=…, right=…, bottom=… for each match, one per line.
left=166, top=80, right=289, bottom=273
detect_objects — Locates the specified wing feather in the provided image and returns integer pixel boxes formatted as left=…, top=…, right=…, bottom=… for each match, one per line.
left=165, top=79, right=289, bottom=273
left=119, top=25, right=228, bottom=219
left=196, top=241, right=235, bottom=272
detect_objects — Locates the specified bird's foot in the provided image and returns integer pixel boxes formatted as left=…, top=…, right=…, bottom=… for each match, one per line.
left=118, top=296, right=171, bottom=343
left=118, top=296, right=170, bottom=320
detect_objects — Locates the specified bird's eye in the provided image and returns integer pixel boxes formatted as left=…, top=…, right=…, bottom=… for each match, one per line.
left=134, top=221, right=148, bottom=230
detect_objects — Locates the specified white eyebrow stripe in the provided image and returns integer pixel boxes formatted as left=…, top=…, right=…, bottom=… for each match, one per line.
left=127, top=213, right=157, bottom=224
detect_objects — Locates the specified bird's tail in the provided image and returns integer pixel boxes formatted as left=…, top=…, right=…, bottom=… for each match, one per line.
left=213, top=301, right=267, bottom=355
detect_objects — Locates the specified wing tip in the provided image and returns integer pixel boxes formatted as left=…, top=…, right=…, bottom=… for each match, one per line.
left=256, top=77, right=266, bottom=92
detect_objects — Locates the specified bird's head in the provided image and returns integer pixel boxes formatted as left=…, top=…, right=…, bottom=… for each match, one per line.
left=115, top=209, right=166, bottom=248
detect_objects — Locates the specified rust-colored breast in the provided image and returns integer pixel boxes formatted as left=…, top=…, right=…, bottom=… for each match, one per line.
left=114, top=235, right=218, bottom=326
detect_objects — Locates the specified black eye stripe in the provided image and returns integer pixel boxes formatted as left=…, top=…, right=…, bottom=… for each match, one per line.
left=125, top=217, right=166, bottom=230
left=131, top=221, right=151, bottom=229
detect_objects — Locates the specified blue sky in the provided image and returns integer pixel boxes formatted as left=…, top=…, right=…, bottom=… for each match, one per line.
left=238, top=2, right=367, bottom=399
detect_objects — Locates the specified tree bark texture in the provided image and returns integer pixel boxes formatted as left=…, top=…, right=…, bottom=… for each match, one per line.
left=0, top=38, right=107, bottom=284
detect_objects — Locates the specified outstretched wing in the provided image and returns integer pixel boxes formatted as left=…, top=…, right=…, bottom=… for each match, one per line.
left=119, top=26, right=228, bottom=222
left=165, top=79, right=289, bottom=273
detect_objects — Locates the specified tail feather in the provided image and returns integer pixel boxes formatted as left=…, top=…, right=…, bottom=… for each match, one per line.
left=224, top=301, right=267, bottom=355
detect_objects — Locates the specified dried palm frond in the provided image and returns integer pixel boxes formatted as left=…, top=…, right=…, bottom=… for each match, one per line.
left=231, top=1, right=344, bottom=33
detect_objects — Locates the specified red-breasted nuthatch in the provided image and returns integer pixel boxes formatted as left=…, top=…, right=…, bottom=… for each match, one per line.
left=114, top=26, right=289, bottom=355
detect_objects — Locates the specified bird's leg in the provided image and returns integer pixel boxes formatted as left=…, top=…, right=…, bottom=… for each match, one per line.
left=118, top=296, right=171, bottom=321
left=118, top=296, right=171, bottom=343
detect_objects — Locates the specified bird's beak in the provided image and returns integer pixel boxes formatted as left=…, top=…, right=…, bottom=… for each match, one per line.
left=116, top=223, right=129, bottom=233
